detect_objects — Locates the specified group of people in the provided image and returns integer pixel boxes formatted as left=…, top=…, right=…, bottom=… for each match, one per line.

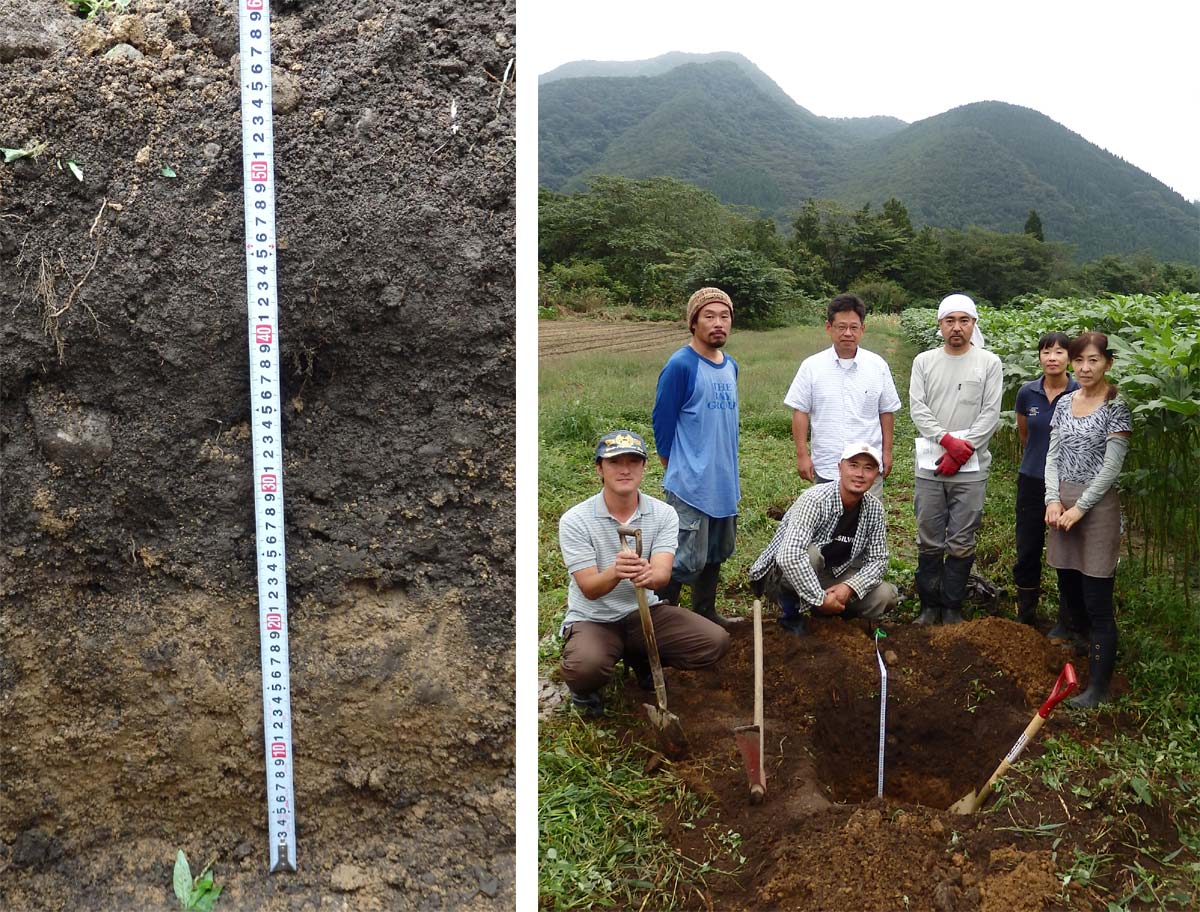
left=557, top=287, right=1131, bottom=717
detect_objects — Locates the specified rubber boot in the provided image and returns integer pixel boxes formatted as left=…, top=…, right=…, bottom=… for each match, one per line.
left=1049, top=571, right=1089, bottom=655
left=776, top=592, right=809, bottom=636
left=941, top=554, right=974, bottom=625
left=913, top=552, right=943, bottom=625
left=691, top=562, right=736, bottom=627
left=1016, top=586, right=1040, bottom=626
left=623, top=656, right=654, bottom=692
left=1068, top=638, right=1116, bottom=708
left=569, top=690, right=604, bottom=718
left=655, top=579, right=683, bottom=606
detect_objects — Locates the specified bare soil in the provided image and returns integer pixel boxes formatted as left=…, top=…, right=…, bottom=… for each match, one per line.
left=616, top=615, right=1147, bottom=911
left=1, top=1, right=514, bottom=909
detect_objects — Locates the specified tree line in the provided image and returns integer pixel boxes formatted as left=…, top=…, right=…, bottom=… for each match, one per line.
left=539, top=176, right=1200, bottom=327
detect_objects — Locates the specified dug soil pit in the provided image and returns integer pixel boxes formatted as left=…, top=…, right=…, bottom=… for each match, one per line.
left=2, top=1, right=514, bottom=909
left=622, top=616, right=1093, bottom=912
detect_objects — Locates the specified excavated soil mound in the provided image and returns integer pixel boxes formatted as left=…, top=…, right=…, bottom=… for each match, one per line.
left=1, top=1, right=514, bottom=909
left=623, top=617, right=1091, bottom=911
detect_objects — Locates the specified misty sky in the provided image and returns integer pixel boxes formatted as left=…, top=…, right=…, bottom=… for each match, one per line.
left=529, top=0, right=1200, bottom=202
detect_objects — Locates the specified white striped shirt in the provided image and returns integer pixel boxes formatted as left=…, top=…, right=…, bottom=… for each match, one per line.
left=558, top=491, right=678, bottom=629
left=784, top=346, right=901, bottom=480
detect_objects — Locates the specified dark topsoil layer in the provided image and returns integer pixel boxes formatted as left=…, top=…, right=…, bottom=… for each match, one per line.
left=611, top=614, right=1175, bottom=912
left=1, top=1, right=514, bottom=909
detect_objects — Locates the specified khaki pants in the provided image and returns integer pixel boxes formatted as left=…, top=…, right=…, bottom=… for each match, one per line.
left=796, top=543, right=898, bottom=620
left=914, top=476, right=987, bottom=559
left=560, top=603, right=730, bottom=695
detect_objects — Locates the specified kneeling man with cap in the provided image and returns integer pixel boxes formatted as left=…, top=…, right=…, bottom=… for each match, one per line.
left=558, top=430, right=731, bottom=716
left=749, top=442, right=899, bottom=635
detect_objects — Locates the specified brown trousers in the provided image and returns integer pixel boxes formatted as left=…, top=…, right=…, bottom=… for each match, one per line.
left=560, top=602, right=731, bottom=695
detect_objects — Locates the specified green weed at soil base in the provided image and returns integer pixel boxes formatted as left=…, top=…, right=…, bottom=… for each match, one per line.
left=539, top=316, right=1200, bottom=909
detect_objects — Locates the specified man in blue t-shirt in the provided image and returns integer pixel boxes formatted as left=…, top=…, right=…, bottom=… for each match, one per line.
left=651, top=287, right=741, bottom=627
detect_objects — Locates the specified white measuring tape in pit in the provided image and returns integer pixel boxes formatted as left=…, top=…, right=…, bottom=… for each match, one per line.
left=875, top=632, right=888, bottom=798
left=238, top=0, right=296, bottom=874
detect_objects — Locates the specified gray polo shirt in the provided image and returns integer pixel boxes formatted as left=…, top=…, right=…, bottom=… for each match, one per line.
left=558, top=490, right=679, bottom=630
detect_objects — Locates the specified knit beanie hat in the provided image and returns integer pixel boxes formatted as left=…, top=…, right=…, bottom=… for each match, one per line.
left=687, top=287, right=734, bottom=328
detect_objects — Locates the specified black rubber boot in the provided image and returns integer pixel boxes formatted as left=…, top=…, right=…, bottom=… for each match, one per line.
left=1068, top=638, right=1116, bottom=708
left=569, top=690, right=604, bottom=718
left=941, top=554, right=974, bottom=625
left=914, top=552, right=943, bottom=625
left=1049, top=570, right=1089, bottom=654
left=776, top=613, right=810, bottom=636
left=691, top=562, right=736, bottom=627
left=1016, top=586, right=1040, bottom=626
left=655, top=579, right=683, bottom=606
left=623, top=656, right=654, bottom=692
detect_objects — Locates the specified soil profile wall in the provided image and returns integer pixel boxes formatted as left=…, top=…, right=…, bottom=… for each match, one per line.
left=1, top=1, right=515, bottom=908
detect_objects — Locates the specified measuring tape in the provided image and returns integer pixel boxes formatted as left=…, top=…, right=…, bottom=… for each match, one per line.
left=238, top=0, right=296, bottom=874
left=874, top=631, right=888, bottom=798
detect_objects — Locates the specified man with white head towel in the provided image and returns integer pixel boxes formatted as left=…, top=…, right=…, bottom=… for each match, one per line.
left=908, top=293, right=1003, bottom=625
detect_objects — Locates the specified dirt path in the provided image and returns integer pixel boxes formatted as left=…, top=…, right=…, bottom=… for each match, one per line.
left=539, top=319, right=686, bottom=358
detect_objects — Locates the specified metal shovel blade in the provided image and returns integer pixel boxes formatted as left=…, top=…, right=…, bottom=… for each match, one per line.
left=733, top=723, right=766, bottom=803
left=949, top=788, right=982, bottom=815
left=644, top=703, right=689, bottom=759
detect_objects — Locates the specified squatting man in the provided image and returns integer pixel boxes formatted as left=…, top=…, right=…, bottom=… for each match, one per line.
left=556, top=430, right=730, bottom=716
left=749, top=442, right=899, bottom=636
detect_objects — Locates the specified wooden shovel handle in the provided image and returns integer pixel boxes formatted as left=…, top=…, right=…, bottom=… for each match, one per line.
left=975, top=712, right=1046, bottom=806
left=752, top=598, right=763, bottom=732
left=616, top=524, right=669, bottom=711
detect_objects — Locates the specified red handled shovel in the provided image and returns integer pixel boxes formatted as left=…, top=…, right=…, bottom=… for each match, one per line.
left=950, top=662, right=1077, bottom=814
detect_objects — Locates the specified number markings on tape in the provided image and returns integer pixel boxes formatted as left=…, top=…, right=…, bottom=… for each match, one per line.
left=238, top=0, right=296, bottom=875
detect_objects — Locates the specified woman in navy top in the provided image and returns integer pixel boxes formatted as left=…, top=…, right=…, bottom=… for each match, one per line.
left=1013, top=332, right=1077, bottom=629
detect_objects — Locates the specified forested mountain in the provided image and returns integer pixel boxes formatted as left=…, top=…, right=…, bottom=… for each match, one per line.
left=539, top=55, right=1199, bottom=264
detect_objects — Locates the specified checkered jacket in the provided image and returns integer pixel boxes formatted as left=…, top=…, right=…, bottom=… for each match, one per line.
left=749, top=483, right=889, bottom=609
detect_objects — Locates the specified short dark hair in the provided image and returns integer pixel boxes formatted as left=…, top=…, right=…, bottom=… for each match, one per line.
left=1068, top=331, right=1119, bottom=401
left=826, top=293, right=866, bottom=325
left=1037, top=331, right=1071, bottom=352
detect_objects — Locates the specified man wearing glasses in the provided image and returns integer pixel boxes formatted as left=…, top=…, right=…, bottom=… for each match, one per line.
left=908, top=293, right=1003, bottom=625
left=785, top=293, right=901, bottom=497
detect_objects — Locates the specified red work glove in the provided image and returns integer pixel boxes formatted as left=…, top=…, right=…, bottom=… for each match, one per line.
left=934, top=453, right=965, bottom=476
left=940, top=434, right=975, bottom=465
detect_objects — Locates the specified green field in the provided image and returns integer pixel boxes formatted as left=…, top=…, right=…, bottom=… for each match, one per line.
left=539, top=316, right=1024, bottom=630
left=538, top=316, right=1199, bottom=910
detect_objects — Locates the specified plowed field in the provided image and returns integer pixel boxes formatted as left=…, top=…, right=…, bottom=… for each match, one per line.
left=539, top=320, right=686, bottom=358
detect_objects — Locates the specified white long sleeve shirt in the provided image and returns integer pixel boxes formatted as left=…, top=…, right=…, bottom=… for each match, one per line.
left=909, top=346, right=1003, bottom=481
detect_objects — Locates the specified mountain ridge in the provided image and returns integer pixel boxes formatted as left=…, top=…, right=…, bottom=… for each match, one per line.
left=539, top=54, right=1199, bottom=263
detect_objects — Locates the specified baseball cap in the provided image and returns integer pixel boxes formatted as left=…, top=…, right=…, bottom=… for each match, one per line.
left=595, top=430, right=648, bottom=460
left=840, top=441, right=882, bottom=466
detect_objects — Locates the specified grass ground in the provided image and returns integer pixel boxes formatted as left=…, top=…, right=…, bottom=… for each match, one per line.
left=538, top=316, right=1199, bottom=910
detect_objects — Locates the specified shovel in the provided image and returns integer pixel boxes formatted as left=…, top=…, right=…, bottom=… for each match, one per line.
left=616, top=524, right=688, bottom=759
left=950, top=661, right=1077, bottom=814
left=734, top=598, right=767, bottom=803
